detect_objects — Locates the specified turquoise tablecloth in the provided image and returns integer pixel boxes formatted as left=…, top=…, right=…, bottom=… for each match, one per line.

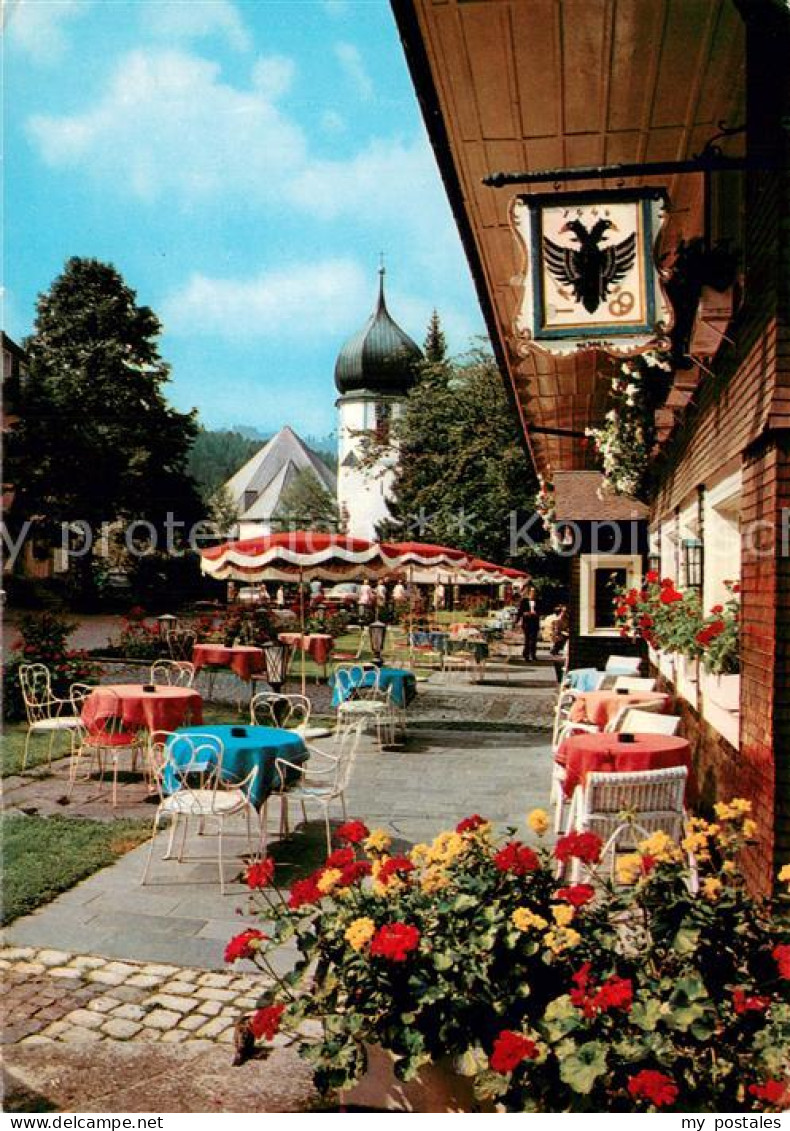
left=164, top=724, right=308, bottom=810
left=331, top=667, right=417, bottom=709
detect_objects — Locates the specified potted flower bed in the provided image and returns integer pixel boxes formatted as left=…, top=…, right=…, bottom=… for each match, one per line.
left=226, top=809, right=790, bottom=1112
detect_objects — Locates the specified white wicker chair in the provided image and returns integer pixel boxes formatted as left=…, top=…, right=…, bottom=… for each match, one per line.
left=19, top=663, right=84, bottom=771
left=150, top=660, right=196, bottom=687
left=266, top=722, right=363, bottom=855
left=141, top=730, right=260, bottom=895
left=611, top=676, right=657, bottom=692
left=564, top=765, right=693, bottom=885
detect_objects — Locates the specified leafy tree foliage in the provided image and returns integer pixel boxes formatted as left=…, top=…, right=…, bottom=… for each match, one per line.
left=376, top=327, right=539, bottom=563
left=275, top=467, right=340, bottom=532
left=187, top=428, right=263, bottom=500
left=6, top=258, right=203, bottom=578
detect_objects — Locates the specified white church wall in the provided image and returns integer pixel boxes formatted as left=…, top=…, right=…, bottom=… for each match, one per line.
left=337, top=394, right=403, bottom=541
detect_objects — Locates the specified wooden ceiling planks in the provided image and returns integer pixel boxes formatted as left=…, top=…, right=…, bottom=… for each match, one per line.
left=399, top=0, right=746, bottom=475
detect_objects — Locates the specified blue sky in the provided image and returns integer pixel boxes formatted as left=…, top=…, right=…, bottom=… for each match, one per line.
left=5, top=0, right=487, bottom=439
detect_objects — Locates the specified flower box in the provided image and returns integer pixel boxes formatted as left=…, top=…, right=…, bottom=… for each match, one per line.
left=704, top=672, right=740, bottom=713
left=340, top=1045, right=491, bottom=1112
left=676, top=655, right=699, bottom=708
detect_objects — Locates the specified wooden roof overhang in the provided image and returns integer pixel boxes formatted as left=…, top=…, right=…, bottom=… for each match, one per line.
left=392, top=0, right=747, bottom=477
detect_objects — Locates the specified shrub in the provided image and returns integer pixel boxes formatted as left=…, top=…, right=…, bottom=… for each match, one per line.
left=3, top=612, right=96, bottom=721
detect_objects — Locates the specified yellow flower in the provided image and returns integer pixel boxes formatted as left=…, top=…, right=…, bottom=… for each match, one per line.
left=421, top=866, right=449, bottom=893
left=741, top=819, right=757, bottom=840
left=714, top=798, right=752, bottom=822
left=344, top=917, right=376, bottom=951
left=616, top=854, right=645, bottom=885
left=778, top=863, right=790, bottom=885
left=512, top=907, right=548, bottom=932
left=527, top=809, right=550, bottom=837
left=365, top=829, right=392, bottom=854
left=543, top=927, right=581, bottom=954
left=551, top=904, right=575, bottom=927
left=722, top=860, right=737, bottom=875
left=316, top=868, right=343, bottom=894
left=429, top=831, right=466, bottom=865
left=410, top=843, right=431, bottom=866
left=638, top=831, right=682, bottom=864
left=682, top=831, right=711, bottom=860
left=701, top=877, right=723, bottom=902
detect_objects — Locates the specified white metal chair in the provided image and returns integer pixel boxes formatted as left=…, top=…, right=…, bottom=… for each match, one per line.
left=605, top=655, right=642, bottom=675
left=564, top=766, right=692, bottom=885
left=441, top=644, right=476, bottom=683
left=19, top=663, right=86, bottom=771
left=150, top=660, right=196, bottom=687
left=141, top=730, right=260, bottom=895
left=167, top=631, right=196, bottom=661
left=334, top=665, right=394, bottom=749
left=611, top=676, right=657, bottom=692
left=250, top=691, right=311, bottom=730
left=70, top=689, right=144, bottom=807
left=266, top=722, right=363, bottom=855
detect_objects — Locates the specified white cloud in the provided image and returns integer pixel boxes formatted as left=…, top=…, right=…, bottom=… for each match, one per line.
left=251, top=55, right=295, bottom=100
left=28, top=49, right=306, bottom=202
left=4, top=0, right=91, bottom=64
left=333, top=42, right=373, bottom=100
left=162, top=259, right=370, bottom=339
left=141, top=0, right=251, bottom=52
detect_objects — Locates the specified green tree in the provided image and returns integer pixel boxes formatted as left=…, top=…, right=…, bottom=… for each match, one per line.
left=424, top=308, right=448, bottom=362
left=6, top=257, right=203, bottom=592
left=207, top=484, right=240, bottom=537
left=187, top=427, right=263, bottom=500
left=274, top=468, right=340, bottom=532
left=377, top=336, right=539, bottom=564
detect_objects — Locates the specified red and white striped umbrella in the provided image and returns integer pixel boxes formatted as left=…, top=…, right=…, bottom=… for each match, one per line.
left=200, top=532, right=392, bottom=583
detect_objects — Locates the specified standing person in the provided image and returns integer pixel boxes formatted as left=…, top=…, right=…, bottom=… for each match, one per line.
left=358, top=580, right=374, bottom=623
left=517, top=584, right=540, bottom=663
left=375, top=579, right=388, bottom=614
left=433, top=582, right=446, bottom=614
left=392, top=579, right=407, bottom=611
left=276, top=585, right=285, bottom=609
left=550, top=605, right=570, bottom=656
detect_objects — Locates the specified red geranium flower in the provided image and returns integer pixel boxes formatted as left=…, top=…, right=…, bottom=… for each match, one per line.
left=288, top=875, right=323, bottom=909
left=224, top=928, right=267, bottom=963
left=661, top=577, right=674, bottom=588
left=645, top=570, right=659, bottom=584
left=627, top=1070, right=678, bottom=1108
left=711, top=604, right=724, bottom=614
left=369, top=922, right=420, bottom=961
left=489, top=1031, right=539, bottom=1074
left=493, top=841, right=540, bottom=876
left=772, top=944, right=790, bottom=979
left=339, top=860, right=372, bottom=886
left=554, top=884, right=596, bottom=907
left=250, top=1002, right=285, bottom=1040
left=325, top=847, right=356, bottom=869
left=659, top=588, right=683, bottom=605
left=376, top=856, right=416, bottom=886
left=456, top=814, right=487, bottom=834
left=570, top=965, right=632, bottom=1017
left=748, top=1080, right=790, bottom=1106
left=245, top=859, right=276, bottom=889
left=554, top=831, right=603, bottom=865
left=335, top=820, right=369, bottom=845
left=733, top=987, right=771, bottom=1014
left=638, top=615, right=654, bottom=628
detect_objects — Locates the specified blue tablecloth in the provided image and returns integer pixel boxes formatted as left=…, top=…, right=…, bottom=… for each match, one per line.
left=410, top=630, right=448, bottom=651
left=164, top=724, right=308, bottom=810
left=331, top=667, right=417, bottom=709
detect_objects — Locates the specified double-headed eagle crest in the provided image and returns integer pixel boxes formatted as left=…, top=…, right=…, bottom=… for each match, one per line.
left=543, top=218, right=637, bottom=315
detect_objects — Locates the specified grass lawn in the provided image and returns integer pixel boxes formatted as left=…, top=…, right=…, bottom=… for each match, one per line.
left=2, top=813, right=151, bottom=925
left=1, top=723, right=73, bottom=778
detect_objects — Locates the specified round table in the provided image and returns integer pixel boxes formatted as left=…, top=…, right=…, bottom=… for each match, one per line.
left=278, top=632, right=333, bottom=665
left=331, top=666, right=417, bottom=709
left=192, top=644, right=264, bottom=681
left=82, top=684, right=203, bottom=733
left=569, top=690, right=670, bottom=729
left=164, top=724, right=307, bottom=810
left=556, top=732, right=692, bottom=799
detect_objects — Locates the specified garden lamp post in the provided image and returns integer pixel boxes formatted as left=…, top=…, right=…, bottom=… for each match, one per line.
left=368, top=620, right=388, bottom=668
left=263, top=642, right=290, bottom=693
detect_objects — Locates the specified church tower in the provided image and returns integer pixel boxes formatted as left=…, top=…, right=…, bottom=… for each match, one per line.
left=334, top=267, right=422, bottom=540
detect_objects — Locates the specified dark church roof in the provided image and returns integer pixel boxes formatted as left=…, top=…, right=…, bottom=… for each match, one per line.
left=334, top=269, right=422, bottom=396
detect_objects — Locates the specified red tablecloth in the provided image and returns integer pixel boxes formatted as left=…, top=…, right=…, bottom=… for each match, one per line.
left=82, top=684, right=203, bottom=733
left=569, top=690, right=670, bottom=729
left=556, top=732, right=692, bottom=798
left=278, top=633, right=334, bottom=665
left=192, top=644, right=264, bottom=681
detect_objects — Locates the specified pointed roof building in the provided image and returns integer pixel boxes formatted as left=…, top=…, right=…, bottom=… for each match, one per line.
left=225, top=425, right=335, bottom=528
left=334, top=267, right=422, bottom=396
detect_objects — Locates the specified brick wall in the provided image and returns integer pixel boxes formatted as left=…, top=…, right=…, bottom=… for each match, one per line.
left=649, top=4, right=790, bottom=894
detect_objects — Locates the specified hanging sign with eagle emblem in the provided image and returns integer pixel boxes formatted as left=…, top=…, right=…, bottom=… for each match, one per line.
left=510, top=188, right=672, bottom=358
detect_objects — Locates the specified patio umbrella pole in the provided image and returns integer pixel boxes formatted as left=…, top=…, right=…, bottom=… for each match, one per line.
left=299, top=565, right=307, bottom=698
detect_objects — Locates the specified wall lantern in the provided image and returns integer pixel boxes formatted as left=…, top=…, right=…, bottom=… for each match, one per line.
left=647, top=551, right=662, bottom=575
left=682, top=538, right=704, bottom=590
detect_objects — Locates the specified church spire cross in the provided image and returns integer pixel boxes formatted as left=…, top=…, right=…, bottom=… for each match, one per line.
left=377, top=253, right=387, bottom=310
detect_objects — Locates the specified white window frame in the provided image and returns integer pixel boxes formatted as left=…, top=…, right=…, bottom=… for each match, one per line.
left=579, top=553, right=643, bottom=637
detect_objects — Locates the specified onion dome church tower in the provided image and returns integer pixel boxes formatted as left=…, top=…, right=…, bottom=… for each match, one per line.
left=335, top=267, right=422, bottom=540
